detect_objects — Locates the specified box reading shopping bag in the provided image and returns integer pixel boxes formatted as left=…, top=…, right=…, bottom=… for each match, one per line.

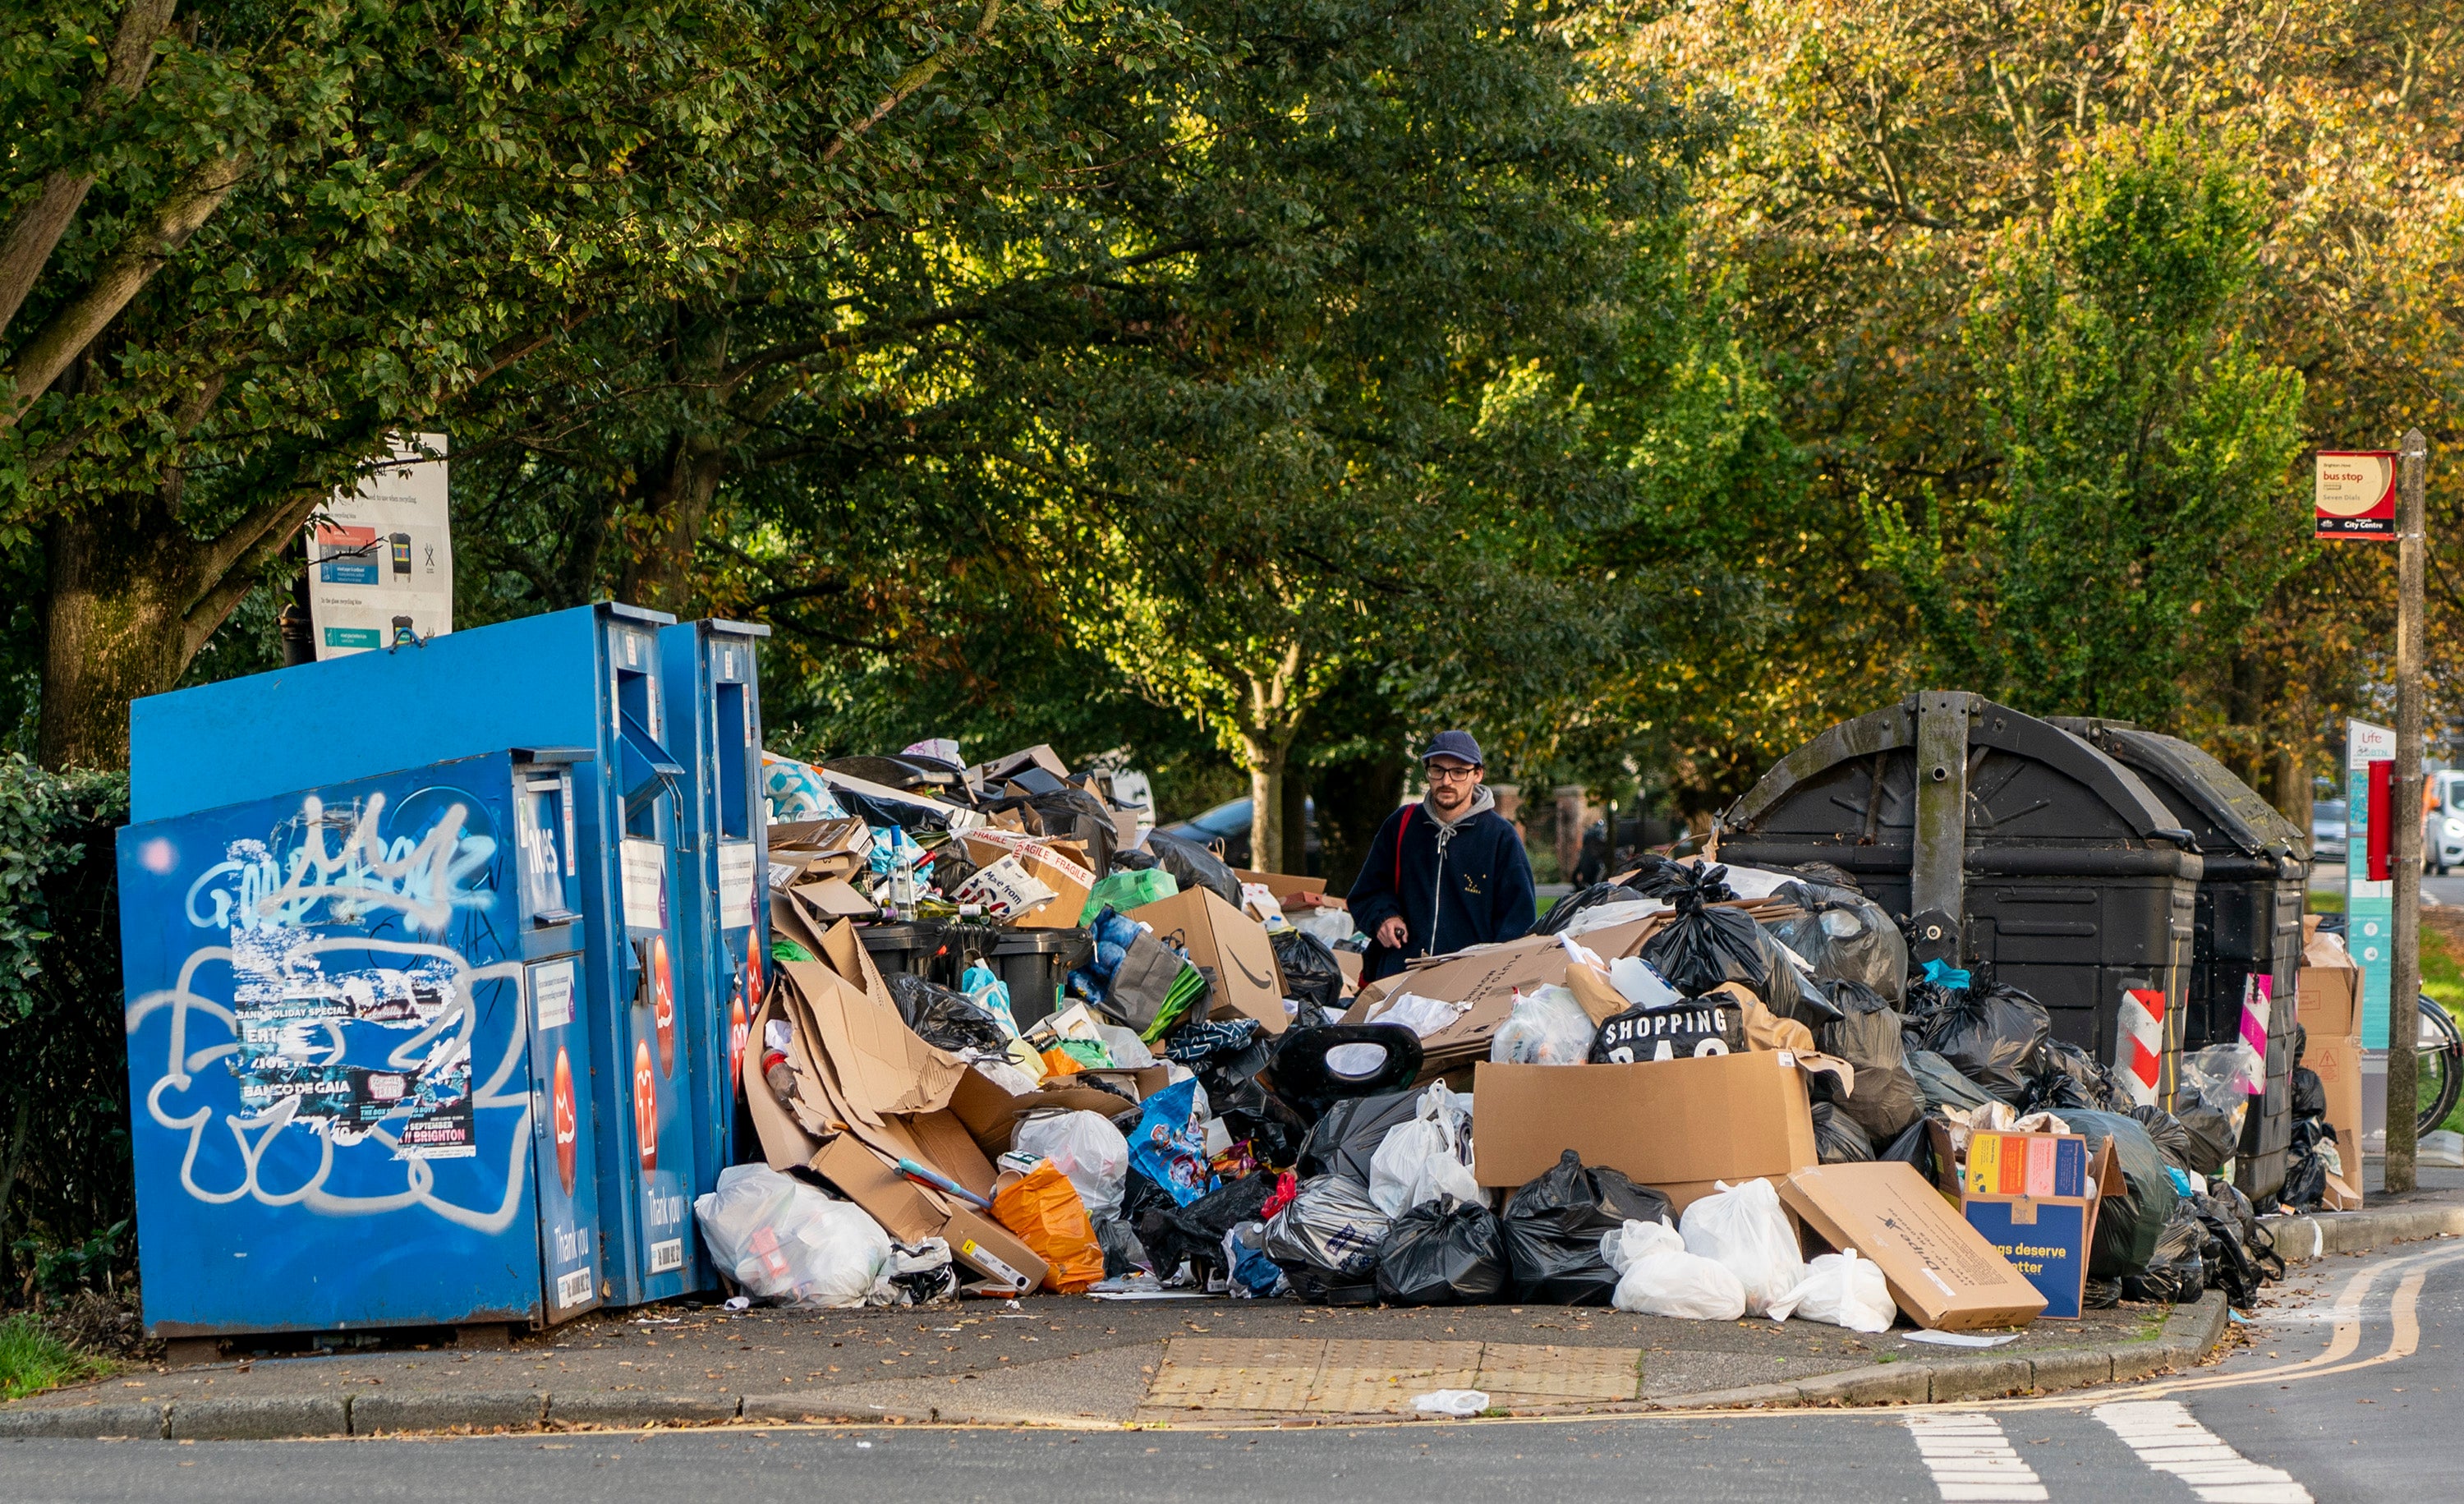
left=1958, top=1131, right=2118, bottom=1320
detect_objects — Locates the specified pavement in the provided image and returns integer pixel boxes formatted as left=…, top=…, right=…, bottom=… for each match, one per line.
left=12, top=1177, right=2461, bottom=1440
left=4, top=1232, right=2459, bottom=1503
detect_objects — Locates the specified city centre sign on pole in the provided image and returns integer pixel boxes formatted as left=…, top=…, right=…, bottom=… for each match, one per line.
left=2315, top=450, right=2398, bottom=538
left=306, top=433, right=453, bottom=659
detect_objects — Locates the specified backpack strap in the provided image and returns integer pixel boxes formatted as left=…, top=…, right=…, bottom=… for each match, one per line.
left=1394, top=803, right=1413, bottom=893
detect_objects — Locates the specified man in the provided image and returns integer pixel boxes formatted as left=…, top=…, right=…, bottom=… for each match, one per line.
left=1345, top=730, right=1537, bottom=982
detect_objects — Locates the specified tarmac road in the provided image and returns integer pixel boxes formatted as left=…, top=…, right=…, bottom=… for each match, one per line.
left=6, top=1238, right=2457, bottom=1504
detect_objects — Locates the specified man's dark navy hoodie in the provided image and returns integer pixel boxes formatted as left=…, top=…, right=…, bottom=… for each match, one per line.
left=1345, top=786, right=1536, bottom=983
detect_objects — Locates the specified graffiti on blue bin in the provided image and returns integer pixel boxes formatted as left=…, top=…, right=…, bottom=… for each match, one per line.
left=126, top=788, right=531, bottom=1228
left=182, top=791, right=497, bottom=934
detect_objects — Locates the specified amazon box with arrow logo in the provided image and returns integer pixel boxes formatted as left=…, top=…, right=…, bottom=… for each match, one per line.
left=1127, top=887, right=1289, bottom=1034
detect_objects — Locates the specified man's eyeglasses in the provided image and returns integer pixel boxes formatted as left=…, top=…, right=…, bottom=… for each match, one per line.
left=1425, top=765, right=1480, bottom=783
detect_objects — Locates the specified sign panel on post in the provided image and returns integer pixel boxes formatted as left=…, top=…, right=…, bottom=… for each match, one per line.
left=308, top=433, right=453, bottom=658
left=2347, top=719, right=2396, bottom=1047
left=2316, top=451, right=2398, bottom=540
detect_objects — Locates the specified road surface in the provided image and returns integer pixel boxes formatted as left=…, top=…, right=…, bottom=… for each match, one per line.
left=4, top=1238, right=2454, bottom=1503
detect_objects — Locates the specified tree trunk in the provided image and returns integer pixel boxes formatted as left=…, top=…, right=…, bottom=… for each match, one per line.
left=37, top=500, right=208, bottom=770
left=2272, top=746, right=2311, bottom=838
left=1242, top=733, right=1287, bottom=875
left=1279, top=756, right=1309, bottom=874
left=1314, top=751, right=1406, bottom=895
left=619, top=430, right=726, bottom=614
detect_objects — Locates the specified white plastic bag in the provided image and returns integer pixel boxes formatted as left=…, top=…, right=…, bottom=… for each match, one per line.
left=1767, top=1248, right=1895, bottom=1332
left=1490, top=985, right=1594, bottom=1065
left=1679, top=1178, right=1807, bottom=1318
left=693, top=1163, right=894, bottom=1309
left=1368, top=1082, right=1480, bottom=1217
left=1013, top=1109, right=1132, bottom=1221
left=1602, top=1217, right=1748, bottom=1320
left=1608, top=956, right=1682, bottom=1008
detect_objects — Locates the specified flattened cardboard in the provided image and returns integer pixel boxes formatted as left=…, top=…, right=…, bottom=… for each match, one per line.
left=1782, top=1161, right=2047, bottom=1331
left=968, top=743, right=1071, bottom=789
left=808, top=1134, right=1050, bottom=1293
left=1958, top=1133, right=2118, bottom=1319
left=743, top=992, right=822, bottom=1170
left=1354, top=918, right=1660, bottom=1054
left=780, top=959, right=966, bottom=1126
left=1471, top=1051, right=1823, bottom=1202
left=1128, top=886, right=1289, bottom=1034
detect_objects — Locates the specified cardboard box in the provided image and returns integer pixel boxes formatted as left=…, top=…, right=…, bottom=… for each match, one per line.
left=962, top=832, right=1095, bottom=930
left=1234, top=869, right=1330, bottom=904
left=792, top=876, right=877, bottom=918
left=2301, top=1031, right=2365, bottom=1206
left=1471, top=1051, right=1835, bottom=1212
left=1782, top=1161, right=2048, bottom=1331
left=2298, top=954, right=2361, bottom=1040
left=1128, top=886, right=1290, bottom=1034
left=1353, top=918, right=1660, bottom=1056
left=1958, top=1132, right=2118, bottom=1319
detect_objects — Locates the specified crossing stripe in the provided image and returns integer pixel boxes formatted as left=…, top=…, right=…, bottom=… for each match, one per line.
left=2093, top=1399, right=2312, bottom=1502
left=1905, top=1412, right=2048, bottom=1502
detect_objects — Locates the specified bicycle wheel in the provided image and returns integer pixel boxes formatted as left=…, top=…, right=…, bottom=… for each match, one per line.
left=2416, top=994, right=2463, bottom=1138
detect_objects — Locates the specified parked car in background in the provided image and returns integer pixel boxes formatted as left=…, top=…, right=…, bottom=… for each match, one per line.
left=2312, top=798, right=2347, bottom=865
left=1159, top=796, right=1319, bottom=872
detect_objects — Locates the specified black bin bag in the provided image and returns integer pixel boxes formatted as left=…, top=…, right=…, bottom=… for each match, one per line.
left=1299, top=1088, right=1425, bottom=1184
left=1810, top=1102, right=1875, bottom=1163
left=1909, top=1049, right=1998, bottom=1113
left=1374, top=1198, right=1510, bottom=1306
left=2062, top=1109, right=2179, bottom=1279
left=1271, top=930, right=1345, bottom=1025
left=1499, top=1150, right=1671, bottom=1304
left=1818, top=981, right=1921, bottom=1141
left=885, top=973, right=1009, bottom=1055
left=1144, top=829, right=1241, bottom=905
left=1639, top=863, right=1815, bottom=1021
left=1911, top=983, right=2050, bottom=1104
left=1767, top=880, right=1909, bottom=1004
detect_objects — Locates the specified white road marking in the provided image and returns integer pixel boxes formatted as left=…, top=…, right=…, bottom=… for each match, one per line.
left=2093, top=1399, right=2312, bottom=1502
left=1905, top=1412, right=2048, bottom=1502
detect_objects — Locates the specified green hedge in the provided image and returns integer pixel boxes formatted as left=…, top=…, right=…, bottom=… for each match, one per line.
left=0, top=761, right=132, bottom=1302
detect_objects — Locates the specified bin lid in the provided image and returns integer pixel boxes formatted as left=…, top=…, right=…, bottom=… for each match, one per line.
left=1723, top=692, right=2192, bottom=853
left=2048, top=719, right=2309, bottom=862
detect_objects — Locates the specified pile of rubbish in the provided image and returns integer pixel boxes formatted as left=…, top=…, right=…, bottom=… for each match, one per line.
left=705, top=758, right=2286, bottom=1329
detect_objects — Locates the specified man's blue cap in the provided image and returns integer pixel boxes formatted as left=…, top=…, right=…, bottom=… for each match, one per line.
left=1419, top=729, right=1484, bottom=766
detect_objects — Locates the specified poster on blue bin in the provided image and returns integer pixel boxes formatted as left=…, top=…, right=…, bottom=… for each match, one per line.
left=309, top=431, right=453, bottom=658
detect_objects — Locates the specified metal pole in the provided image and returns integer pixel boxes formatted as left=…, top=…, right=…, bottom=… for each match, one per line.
left=2388, top=429, right=2429, bottom=1194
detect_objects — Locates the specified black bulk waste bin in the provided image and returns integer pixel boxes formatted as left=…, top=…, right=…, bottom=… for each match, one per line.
left=948, top=924, right=1093, bottom=1032
left=2051, top=718, right=2307, bottom=1198
left=1721, top=692, right=2202, bottom=1097
left=858, top=919, right=963, bottom=985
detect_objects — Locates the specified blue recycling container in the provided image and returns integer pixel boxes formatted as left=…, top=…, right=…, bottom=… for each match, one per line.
left=660, top=619, right=771, bottom=1196
left=116, top=751, right=605, bottom=1338
left=127, top=604, right=717, bottom=1310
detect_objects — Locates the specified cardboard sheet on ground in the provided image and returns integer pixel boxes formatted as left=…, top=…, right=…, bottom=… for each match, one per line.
left=1782, top=1161, right=2047, bottom=1331
left=1351, top=918, right=1661, bottom=1056
left=1127, top=886, right=1290, bottom=1033
left=1472, top=1050, right=1845, bottom=1212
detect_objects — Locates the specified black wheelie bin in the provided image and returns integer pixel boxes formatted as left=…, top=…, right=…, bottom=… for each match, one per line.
left=1720, top=692, right=2202, bottom=1102
left=2051, top=718, right=2307, bottom=1198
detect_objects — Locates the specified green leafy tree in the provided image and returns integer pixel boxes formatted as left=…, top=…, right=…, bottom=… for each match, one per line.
left=1864, top=130, right=2306, bottom=723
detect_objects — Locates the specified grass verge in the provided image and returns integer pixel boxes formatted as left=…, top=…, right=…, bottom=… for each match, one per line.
left=0, top=1313, right=106, bottom=1401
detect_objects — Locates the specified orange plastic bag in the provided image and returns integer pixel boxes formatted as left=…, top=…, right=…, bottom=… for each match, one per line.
left=1039, top=1047, right=1086, bottom=1078
left=992, top=1162, right=1106, bottom=1293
